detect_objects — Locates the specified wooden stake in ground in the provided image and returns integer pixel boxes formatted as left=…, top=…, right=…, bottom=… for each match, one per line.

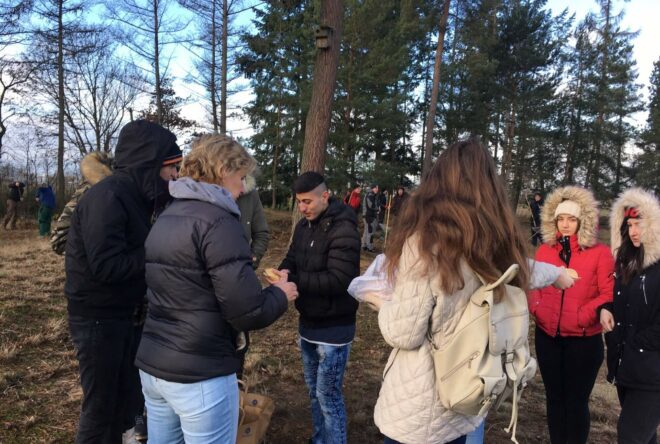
left=383, top=193, right=393, bottom=249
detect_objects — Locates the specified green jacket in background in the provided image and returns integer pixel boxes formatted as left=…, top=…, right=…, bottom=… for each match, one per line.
left=237, top=176, right=270, bottom=269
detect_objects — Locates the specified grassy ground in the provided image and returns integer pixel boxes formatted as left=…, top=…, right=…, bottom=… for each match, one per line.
left=0, top=210, right=628, bottom=443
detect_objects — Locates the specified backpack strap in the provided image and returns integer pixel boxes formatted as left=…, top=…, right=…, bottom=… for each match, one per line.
left=477, top=264, right=519, bottom=291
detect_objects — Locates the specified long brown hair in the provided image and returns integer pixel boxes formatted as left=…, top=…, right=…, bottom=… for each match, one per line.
left=385, top=138, right=530, bottom=297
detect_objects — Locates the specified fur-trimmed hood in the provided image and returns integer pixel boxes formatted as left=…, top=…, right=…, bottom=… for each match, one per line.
left=541, top=186, right=600, bottom=248
left=610, top=187, right=660, bottom=269
left=80, top=151, right=113, bottom=186
left=244, top=175, right=257, bottom=194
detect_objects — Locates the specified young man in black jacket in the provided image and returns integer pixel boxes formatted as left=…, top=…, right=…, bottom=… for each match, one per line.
left=65, top=120, right=181, bottom=443
left=269, top=172, right=361, bottom=444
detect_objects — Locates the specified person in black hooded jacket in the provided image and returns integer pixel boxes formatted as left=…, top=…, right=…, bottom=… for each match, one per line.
left=267, top=172, right=361, bottom=444
left=65, top=119, right=181, bottom=443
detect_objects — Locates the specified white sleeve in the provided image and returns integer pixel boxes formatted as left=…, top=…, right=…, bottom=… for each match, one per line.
left=528, top=258, right=561, bottom=290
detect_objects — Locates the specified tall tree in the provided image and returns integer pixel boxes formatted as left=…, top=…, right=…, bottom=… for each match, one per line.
left=33, top=0, right=97, bottom=205
left=635, top=58, right=660, bottom=193
left=299, top=0, right=343, bottom=174
left=107, top=0, right=188, bottom=124
left=422, top=0, right=450, bottom=178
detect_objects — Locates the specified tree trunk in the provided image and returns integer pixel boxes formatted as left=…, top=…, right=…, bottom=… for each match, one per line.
left=56, top=0, right=66, bottom=206
left=421, top=0, right=451, bottom=179
left=299, top=0, right=343, bottom=174
left=613, top=114, right=623, bottom=195
left=220, top=0, right=228, bottom=134
left=154, top=0, right=163, bottom=124
left=210, top=0, right=219, bottom=133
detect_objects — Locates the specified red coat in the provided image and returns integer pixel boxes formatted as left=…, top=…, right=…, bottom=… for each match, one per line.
left=528, top=235, right=614, bottom=337
left=347, top=190, right=361, bottom=211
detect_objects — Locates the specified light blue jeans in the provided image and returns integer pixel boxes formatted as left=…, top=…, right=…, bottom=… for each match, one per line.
left=465, top=420, right=485, bottom=444
left=139, top=370, right=239, bottom=444
left=300, top=339, right=352, bottom=444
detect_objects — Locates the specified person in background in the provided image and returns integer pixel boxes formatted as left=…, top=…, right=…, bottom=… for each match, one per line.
left=530, top=191, right=544, bottom=246
left=135, top=134, right=296, bottom=443
left=528, top=186, right=614, bottom=444
left=362, top=183, right=379, bottom=252
left=238, top=175, right=270, bottom=270
left=344, top=184, right=362, bottom=215
left=65, top=120, right=181, bottom=443
left=377, top=189, right=389, bottom=232
left=35, top=183, right=56, bottom=237
left=51, top=152, right=113, bottom=255
left=267, top=172, right=361, bottom=444
left=3, top=181, right=25, bottom=230
left=236, top=174, right=271, bottom=380
left=601, top=188, right=660, bottom=444
left=389, top=186, right=409, bottom=218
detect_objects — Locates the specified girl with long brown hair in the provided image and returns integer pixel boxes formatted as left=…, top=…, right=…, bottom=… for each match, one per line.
left=372, top=138, right=530, bottom=444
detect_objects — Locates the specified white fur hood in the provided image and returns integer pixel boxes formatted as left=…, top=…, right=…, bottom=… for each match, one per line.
left=610, top=187, right=660, bottom=269
left=541, top=186, right=600, bottom=248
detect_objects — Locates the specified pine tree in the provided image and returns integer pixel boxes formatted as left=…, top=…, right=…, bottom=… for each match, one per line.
left=635, top=58, right=660, bottom=192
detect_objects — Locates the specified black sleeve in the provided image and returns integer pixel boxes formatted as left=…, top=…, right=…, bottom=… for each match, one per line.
left=79, top=189, right=146, bottom=283
left=295, top=220, right=360, bottom=298
left=203, top=216, right=287, bottom=332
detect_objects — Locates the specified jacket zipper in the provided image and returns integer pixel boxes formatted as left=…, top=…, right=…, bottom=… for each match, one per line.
left=641, top=274, right=647, bottom=305
left=440, top=351, right=480, bottom=381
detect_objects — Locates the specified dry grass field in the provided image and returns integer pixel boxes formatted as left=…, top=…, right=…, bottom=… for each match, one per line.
left=0, top=210, right=629, bottom=443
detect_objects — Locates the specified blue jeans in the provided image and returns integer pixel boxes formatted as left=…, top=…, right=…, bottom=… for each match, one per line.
left=140, top=370, right=239, bottom=444
left=300, top=339, right=351, bottom=444
left=465, top=420, right=485, bottom=444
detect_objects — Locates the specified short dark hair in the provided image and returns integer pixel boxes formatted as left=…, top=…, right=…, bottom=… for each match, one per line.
left=293, top=171, right=326, bottom=194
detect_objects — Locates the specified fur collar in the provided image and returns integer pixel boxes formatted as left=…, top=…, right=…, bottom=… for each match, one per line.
left=244, top=175, right=257, bottom=194
left=80, top=152, right=113, bottom=186
left=610, top=188, right=660, bottom=269
left=541, top=186, right=599, bottom=248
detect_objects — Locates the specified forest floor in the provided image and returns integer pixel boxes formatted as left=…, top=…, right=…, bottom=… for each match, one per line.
left=0, top=209, right=628, bottom=443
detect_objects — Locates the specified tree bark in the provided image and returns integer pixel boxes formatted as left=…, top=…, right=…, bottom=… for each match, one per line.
left=299, top=0, right=343, bottom=174
left=421, top=0, right=451, bottom=179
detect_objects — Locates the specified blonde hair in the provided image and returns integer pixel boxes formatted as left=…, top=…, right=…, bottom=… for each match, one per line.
left=180, top=134, right=256, bottom=185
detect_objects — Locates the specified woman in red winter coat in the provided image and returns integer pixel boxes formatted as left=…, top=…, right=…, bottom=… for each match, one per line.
left=527, top=186, right=614, bottom=444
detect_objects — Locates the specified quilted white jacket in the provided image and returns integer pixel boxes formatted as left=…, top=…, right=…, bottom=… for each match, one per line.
left=374, top=238, right=485, bottom=443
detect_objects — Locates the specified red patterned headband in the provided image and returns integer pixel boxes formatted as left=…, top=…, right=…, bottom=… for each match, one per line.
left=624, top=207, right=640, bottom=219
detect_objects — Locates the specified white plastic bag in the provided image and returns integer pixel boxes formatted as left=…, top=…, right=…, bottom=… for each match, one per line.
left=348, top=254, right=393, bottom=302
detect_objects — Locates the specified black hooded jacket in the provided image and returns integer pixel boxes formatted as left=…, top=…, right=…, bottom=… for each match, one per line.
left=64, top=120, right=178, bottom=318
left=279, top=198, right=361, bottom=329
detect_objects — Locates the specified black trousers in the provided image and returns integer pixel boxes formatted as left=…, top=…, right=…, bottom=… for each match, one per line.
left=617, top=385, right=660, bottom=444
left=69, top=316, right=144, bottom=444
left=535, top=327, right=604, bottom=444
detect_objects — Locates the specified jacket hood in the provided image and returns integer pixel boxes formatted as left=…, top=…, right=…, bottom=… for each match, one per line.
left=610, top=188, right=660, bottom=269
left=113, top=120, right=178, bottom=202
left=541, top=186, right=599, bottom=248
left=318, top=198, right=357, bottom=227
left=169, top=177, right=240, bottom=217
left=80, top=152, right=113, bottom=186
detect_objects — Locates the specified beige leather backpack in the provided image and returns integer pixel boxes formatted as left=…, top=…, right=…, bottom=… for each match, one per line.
left=429, top=264, right=537, bottom=444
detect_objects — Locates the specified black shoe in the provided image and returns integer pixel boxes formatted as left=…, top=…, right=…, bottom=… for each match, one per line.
left=134, top=414, right=147, bottom=443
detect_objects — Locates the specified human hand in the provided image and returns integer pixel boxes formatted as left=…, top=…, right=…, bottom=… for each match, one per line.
left=552, top=267, right=576, bottom=290
left=600, top=308, right=615, bottom=332
left=274, top=280, right=298, bottom=302
left=363, top=292, right=384, bottom=311
left=263, top=268, right=287, bottom=284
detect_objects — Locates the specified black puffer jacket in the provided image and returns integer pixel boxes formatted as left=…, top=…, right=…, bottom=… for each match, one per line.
left=605, top=261, right=660, bottom=390
left=65, top=120, right=177, bottom=319
left=135, top=178, right=288, bottom=383
left=279, top=198, right=360, bottom=329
